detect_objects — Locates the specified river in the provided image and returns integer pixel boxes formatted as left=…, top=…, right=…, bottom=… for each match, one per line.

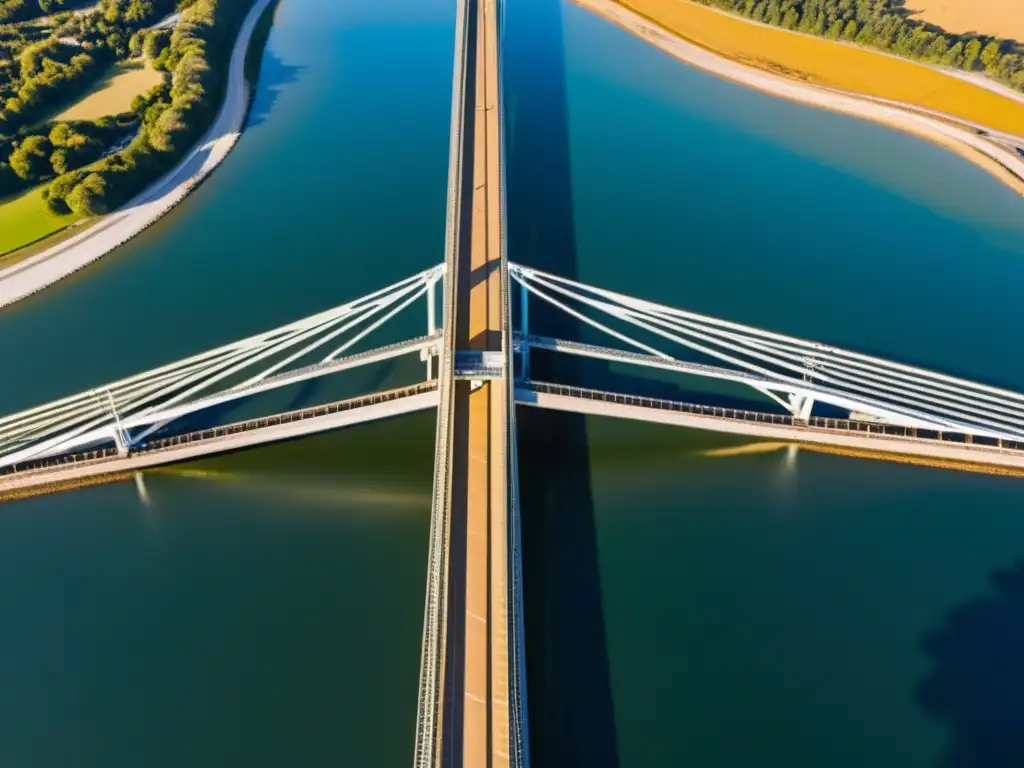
left=4, top=0, right=1024, bottom=765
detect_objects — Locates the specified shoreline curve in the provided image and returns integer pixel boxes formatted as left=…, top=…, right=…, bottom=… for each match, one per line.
left=574, top=0, right=1024, bottom=198
left=0, top=0, right=277, bottom=311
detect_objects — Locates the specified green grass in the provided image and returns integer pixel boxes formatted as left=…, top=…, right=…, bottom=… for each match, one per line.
left=0, top=186, right=80, bottom=257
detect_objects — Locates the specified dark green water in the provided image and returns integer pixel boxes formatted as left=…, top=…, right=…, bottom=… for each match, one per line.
left=3, top=0, right=1024, bottom=764
left=0, top=0, right=452, bottom=764
left=505, top=2, right=1024, bottom=767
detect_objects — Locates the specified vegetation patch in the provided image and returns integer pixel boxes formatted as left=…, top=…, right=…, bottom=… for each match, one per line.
left=0, top=0, right=257, bottom=256
left=0, top=183, right=78, bottom=255
left=618, top=0, right=1024, bottom=135
left=0, top=0, right=92, bottom=25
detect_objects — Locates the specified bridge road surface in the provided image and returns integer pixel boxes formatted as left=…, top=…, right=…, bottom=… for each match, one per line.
left=427, top=0, right=512, bottom=764
left=452, top=0, right=510, bottom=764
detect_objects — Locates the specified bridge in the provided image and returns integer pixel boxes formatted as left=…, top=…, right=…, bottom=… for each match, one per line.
left=5, top=0, right=1024, bottom=764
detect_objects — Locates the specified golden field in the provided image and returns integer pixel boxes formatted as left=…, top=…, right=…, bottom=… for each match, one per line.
left=54, top=59, right=163, bottom=122
left=908, top=0, right=1024, bottom=43
left=617, top=0, right=1024, bottom=135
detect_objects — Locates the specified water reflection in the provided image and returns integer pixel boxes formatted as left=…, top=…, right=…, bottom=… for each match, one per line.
left=153, top=465, right=429, bottom=513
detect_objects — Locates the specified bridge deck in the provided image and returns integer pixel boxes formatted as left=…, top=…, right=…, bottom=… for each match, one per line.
left=421, top=0, right=513, bottom=764
left=519, top=381, right=1024, bottom=473
left=447, top=0, right=510, bottom=764
left=0, top=383, right=439, bottom=501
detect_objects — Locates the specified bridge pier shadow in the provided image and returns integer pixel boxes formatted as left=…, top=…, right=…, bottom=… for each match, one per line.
left=506, top=0, right=619, bottom=765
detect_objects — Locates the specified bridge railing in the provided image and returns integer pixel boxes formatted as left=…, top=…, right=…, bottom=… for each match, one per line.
left=413, top=0, right=475, bottom=760
left=497, top=0, right=529, bottom=757
left=524, top=381, right=1024, bottom=454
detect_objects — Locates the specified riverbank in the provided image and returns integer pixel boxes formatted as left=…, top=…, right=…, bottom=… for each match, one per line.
left=575, top=0, right=1024, bottom=197
left=0, top=0, right=276, bottom=310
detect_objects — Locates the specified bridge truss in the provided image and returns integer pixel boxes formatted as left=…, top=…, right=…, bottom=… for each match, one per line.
left=3, top=261, right=1024, bottom=472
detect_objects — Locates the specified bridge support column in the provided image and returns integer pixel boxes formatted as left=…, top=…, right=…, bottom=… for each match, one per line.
left=428, top=274, right=437, bottom=337
left=425, top=276, right=438, bottom=381
left=788, top=393, right=815, bottom=421
left=520, top=282, right=529, bottom=382
left=106, top=389, right=131, bottom=456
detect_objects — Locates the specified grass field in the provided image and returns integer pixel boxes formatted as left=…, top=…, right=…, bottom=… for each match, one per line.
left=618, top=0, right=1024, bottom=135
left=0, top=187, right=80, bottom=257
left=908, top=0, right=1024, bottom=44
left=53, top=59, right=163, bottom=122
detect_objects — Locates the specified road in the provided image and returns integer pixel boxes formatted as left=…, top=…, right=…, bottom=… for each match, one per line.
left=0, top=0, right=275, bottom=310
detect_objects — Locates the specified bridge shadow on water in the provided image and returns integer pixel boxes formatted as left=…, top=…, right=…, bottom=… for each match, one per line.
left=918, top=557, right=1024, bottom=767
left=505, top=1, right=618, bottom=765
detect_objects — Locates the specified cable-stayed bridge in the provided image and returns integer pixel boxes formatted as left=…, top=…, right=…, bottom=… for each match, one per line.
left=3, top=262, right=1024, bottom=486
left=4, top=0, right=1024, bottom=766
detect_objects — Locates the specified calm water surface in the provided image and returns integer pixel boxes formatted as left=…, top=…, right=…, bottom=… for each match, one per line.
left=506, top=2, right=1024, bottom=767
left=2, top=0, right=1024, bottom=765
left=0, top=0, right=452, bottom=764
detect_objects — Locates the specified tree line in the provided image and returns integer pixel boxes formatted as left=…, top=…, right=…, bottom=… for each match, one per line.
left=0, top=0, right=91, bottom=25
left=696, top=0, right=1024, bottom=91
left=1, top=39, right=112, bottom=131
left=0, top=113, right=134, bottom=199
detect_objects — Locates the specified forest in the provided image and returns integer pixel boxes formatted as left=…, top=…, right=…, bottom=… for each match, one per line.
left=0, top=0, right=92, bottom=25
left=697, top=0, right=1024, bottom=90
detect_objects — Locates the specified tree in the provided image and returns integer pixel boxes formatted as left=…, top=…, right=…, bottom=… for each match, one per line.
left=924, top=36, right=950, bottom=63
left=49, top=122, right=74, bottom=147
left=9, top=135, right=52, bottom=180
left=981, top=41, right=1003, bottom=73
left=963, top=39, right=983, bottom=71
left=46, top=167, right=87, bottom=213
left=142, top=28, right=170, bottom=60
left=943, top=41, right=965, bottom=68
left=66, top=172, right=108, bottom=216
left=843, top=20, right=858, bottom=41
left=50, top=147, right=70, bottom=175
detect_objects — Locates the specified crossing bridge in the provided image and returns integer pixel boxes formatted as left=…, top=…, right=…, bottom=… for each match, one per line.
left=6, top=0, right=1024, bottom=765
left=5, top=273, right=1024, bottom=762
left=4, top=262, right=1024, bottom=485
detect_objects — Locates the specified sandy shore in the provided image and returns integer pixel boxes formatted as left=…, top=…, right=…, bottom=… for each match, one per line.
left=574, top=0, right=1024, bottom=197
left=0, top=0, right=275, bottom=310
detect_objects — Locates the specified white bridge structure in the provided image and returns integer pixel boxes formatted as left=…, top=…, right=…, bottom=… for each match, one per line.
left=3, top=261, right=1024, bottom=489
